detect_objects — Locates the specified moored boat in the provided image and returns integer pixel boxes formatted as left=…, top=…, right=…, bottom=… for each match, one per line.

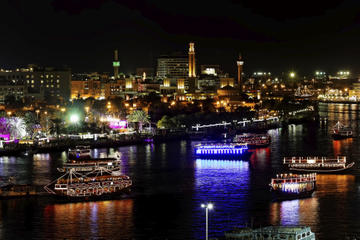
left=68, top=145, right=91, bottom=160
left=0, top=183, right=37, bottom=198
left=270, top=173, right=316, bottom=200
left=283, top=156, right=354, bottom=173
left=332, top=121, right=353, bottom=139
left=57, top=159, right=121, bottom=173
left=233, top=133, right=271, bottom=148
left=44, top=168, right=132, bottom=201
left=194, top=143, right=252, bottom=159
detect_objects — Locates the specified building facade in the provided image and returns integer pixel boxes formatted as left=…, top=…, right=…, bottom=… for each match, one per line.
left=0, top=65, right=71, bottom=104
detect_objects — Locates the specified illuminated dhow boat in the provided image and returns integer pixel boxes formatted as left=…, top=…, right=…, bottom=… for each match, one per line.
left=194, top=143, right=251, bottom=159
left=57, top=159, right=121, bottom=173
left=68, top=145, right=91, bottom=160
left=233, top=133, right=271, bottom=148
left=58, top=153, right=122, bottom=173
left=270, top=173, right=316, bottom=200
left=332, top=121, right=353, bottom=139
left=44, top=168, right=132, bottom=201
left=283, top=156, right=354, bottom=173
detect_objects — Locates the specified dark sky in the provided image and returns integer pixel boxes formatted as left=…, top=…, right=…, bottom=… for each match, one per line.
left=1, top=0, right=360, bottom=76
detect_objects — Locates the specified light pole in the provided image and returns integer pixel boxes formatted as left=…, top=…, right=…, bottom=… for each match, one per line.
left=201, top=203, right=213, bottom=240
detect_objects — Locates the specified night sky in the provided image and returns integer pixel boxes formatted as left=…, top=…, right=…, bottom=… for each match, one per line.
left=1, top=0, right=360, bottom=76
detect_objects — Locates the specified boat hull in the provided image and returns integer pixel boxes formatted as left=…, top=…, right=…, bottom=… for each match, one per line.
left=271, top=188, right=315, bottom=201
left=332, top=134, right=353, bottom=140
left=48, top=187, right=131, bottom=202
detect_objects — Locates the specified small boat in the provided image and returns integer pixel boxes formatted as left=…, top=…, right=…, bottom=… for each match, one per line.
left=0, top=184, right=37, bottom=198
left=283, top=156, right=354, bottom=173
left=44, top=168, right=132, bottom=201
left=0, top=177, right=37, bottom=198
left=270, top=173, right=316, bottom=200
left=225, top=226, right=315, bottom=239
left=233, top=133, right=271, bottom=148
left=68, top=146, right=91, bottom=160
left=194, top=143, right=252, bottom=159
left=332, top=121, right=353, bottom=139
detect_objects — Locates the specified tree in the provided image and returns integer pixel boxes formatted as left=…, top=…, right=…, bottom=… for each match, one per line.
left=7, top=117, right=27, bottom=139
left=157, top=115, right=175, bottom=129
left=23, top=112, right=38, bottom=138
left=127, top=110, right=150, bottom=132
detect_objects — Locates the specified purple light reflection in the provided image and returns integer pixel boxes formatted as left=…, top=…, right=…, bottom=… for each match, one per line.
left=193, top=159, right=250, bottom=239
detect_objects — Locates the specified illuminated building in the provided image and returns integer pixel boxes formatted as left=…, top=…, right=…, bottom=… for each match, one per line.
left=0, top=76, right=27, bottom=104
left=156, top=54, right=188, bottom=80
left=177, top=78, right=185, bottom=92
left=113, top=49, right=120, bottom=79
left=200, top=65, right=221, bottom=76
left=188, top=42, right=196, bottom=78
left=71, top=79, right=102, bottom=99
left=0, top=65, right=71, bottom=103
left=237, top=54, right=244, bottom=91
left=220, top=77, right=235, bottom=88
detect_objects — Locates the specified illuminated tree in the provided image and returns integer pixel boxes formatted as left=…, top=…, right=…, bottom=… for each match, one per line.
left=7, top=117, right=27, bottom=139
left=127, top=110, right=150, bottom=132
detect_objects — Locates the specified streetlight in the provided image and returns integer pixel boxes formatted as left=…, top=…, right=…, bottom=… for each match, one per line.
left=201, top=203, right=214, bottom=240
left=290, top=72, right=295, bottom=78
left=70, top=114, right=80, bottom=124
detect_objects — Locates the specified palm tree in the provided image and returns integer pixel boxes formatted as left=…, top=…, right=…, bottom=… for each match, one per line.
left=127, top=110, right=150, bottom=132
left=7, top=117, right=27, bottom=139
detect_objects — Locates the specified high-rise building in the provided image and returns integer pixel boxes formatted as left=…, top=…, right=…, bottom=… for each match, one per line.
left=188, top=42, right=196, bottom=77
left=156, top=54, right=188, bottom=80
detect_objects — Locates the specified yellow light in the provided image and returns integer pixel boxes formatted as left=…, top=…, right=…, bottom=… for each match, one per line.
left=44, top=111, right=47, bottom=115
left=125, top=103, right=129, bottom=107
left=7, top=111, right=11, bottom=116
left=133, top=104, right=137, bottom=108
left=60, top=108, right=66, bottom=112
left=85, top=106, right=90, bottom=112
left=171, top=101, right=176, bottom=106
left=290, top=72, right=295, bottom=78
left=35, top=109, right=40, bottom=114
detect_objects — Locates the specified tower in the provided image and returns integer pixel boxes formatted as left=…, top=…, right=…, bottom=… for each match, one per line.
left=188, top=42, right=196, bottom=78
left=237, top=53, right=244, bottom=92
left=113, top=50, right=120, bottom=79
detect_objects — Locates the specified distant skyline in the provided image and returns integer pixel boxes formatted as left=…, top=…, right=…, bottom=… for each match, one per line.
left=1, top=0, right=360, bottom=75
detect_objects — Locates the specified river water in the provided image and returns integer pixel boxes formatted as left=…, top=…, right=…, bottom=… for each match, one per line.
left=1, top=103, right=360, bottom=239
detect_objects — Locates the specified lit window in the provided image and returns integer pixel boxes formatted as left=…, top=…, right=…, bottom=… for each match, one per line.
left=31, top=80, right=34, bottom=83
left=41, top=80, right=44, bottom=83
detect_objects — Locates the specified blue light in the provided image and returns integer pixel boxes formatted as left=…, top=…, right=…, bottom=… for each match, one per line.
left=195, top=144, right=248, bottom=156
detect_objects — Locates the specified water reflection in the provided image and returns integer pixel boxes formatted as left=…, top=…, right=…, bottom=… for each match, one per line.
left=42, top=199, right=133, bottom=239
left=194, top=159, right=250, bottom=238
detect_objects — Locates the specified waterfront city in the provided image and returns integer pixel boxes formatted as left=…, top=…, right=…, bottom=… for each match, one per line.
left=1, top=1, right=360, bottom=239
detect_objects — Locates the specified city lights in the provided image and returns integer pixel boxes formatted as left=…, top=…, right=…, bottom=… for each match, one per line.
left=70, top=114, right=80, bottom=124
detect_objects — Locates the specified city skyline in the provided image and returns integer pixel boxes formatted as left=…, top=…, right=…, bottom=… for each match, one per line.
left=1, top=0, right=360, bottom=75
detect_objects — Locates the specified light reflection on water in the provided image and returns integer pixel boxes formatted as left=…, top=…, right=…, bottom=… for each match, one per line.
left=0, top=103, right=360, bottom=239
left=194, top=159, right=250, bottom=238
left=41, top=199, right=134, bottom=239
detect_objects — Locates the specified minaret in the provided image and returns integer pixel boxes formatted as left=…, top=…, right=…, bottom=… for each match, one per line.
left=188, top=42, right=196, bottom=77
left=237, top=53, right=244, bottom=92
left=113, top=50, right=120, bottom=79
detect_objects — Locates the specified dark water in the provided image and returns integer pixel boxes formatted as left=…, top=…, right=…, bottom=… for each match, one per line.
left=1, top=103, right=360, bottom=239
